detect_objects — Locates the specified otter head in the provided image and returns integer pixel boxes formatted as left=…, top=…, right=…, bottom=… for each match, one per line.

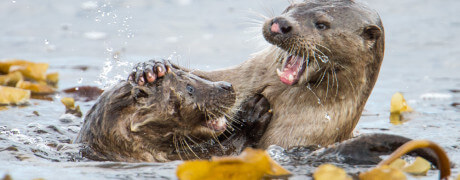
left=263, top=0, right=384, bottom=86
left=128, top=66, right=235, bottom=154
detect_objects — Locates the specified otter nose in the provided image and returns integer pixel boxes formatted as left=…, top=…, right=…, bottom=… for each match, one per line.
left=271, top=17, right=292, bottom=34
left=215, top=81, right=233, bottom=92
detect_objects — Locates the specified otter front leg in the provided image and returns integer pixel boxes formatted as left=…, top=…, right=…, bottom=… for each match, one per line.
left=238, top=94, right=273, bottom=147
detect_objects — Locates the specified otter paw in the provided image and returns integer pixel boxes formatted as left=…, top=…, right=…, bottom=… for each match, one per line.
left=240, top=94, right=272, bottom=141
left=128, top=59, right=170, bottom=86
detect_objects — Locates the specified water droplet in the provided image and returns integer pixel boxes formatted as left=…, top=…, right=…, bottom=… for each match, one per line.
left=44, top=39, right=49, bottom=45
left=12, top=0, right=16, bottom=3
left=55, top=94, right=61, bottom=99
left=77, top=78, right=83, bottom=84
left=75, top=87, right=79, bottom=91
left=319, top=55, right=329, bottom=63
left=106, top=47, right=113, bottom=52
left=325, top=113, right=331, bottom=121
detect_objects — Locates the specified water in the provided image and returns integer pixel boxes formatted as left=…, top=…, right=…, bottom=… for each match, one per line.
left=1, top=0, right=459, bottom=179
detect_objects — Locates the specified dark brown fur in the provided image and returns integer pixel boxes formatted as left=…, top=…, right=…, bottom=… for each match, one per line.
left=75, top=65, right=236, bottom=162
left=166, top=0, right=385, bottom=148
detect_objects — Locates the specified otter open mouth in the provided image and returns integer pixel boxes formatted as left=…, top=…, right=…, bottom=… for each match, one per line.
left=276, top=55, right=306, bottom=85
left=202, top=116, right=227, bottom=132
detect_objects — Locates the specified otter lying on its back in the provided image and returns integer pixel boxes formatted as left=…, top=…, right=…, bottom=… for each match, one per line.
left=75, top=61, right=236, bottom=162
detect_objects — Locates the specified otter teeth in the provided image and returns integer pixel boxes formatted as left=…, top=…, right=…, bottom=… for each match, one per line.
left=216, top=117, right=226, bottom=128
left=276, top=68, right=283, bottom=77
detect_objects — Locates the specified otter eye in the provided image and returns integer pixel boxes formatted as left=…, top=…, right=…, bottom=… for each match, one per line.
left=315, top=22, right=329, bottom=30
left=186, top=84, right=195, bottom=95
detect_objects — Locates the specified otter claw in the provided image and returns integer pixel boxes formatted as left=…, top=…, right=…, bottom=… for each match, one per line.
left=138, top=76, right=145, bottom=86
left=146, top=72, right=157, bottom=83
left=156, top=66, right=165, bottom=77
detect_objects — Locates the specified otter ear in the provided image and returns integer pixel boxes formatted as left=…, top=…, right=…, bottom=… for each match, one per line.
left=362, top=25, right=382, bottom=41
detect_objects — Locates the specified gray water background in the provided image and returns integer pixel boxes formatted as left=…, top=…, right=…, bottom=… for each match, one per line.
left=0, top=0, right=459, bottom=179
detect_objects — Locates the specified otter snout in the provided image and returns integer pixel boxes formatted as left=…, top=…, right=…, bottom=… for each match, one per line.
left=263, top=17, right=295, bottom=48
left=270, top=17, right=292, bottom=34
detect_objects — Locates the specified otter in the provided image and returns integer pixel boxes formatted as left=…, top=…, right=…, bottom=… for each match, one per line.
left=132, top=0, right=385, bottom=149
left=76, top=61, right=241, bottom=162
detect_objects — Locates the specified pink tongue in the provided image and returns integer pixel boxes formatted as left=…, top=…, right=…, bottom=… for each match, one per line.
left=206, top=119, right=226, bottom=132
left=279, top=69, right=296, bottom=85
left=279, top=56, right=302, bottom=85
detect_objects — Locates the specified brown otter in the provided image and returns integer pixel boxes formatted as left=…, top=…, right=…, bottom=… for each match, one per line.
left=133, top=0, right=385, bottom=149
left=75, top=61, right=240, bottom=162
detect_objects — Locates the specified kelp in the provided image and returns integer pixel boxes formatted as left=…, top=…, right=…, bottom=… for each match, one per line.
left=176, top=148, right=291, bottom=180
left=60, top=97, right=82, bottom=117
left=0, top=86, right=31, bottom=105
left=0, top=59, right=49, bottom=81
left=390, top=92, right=413, bottom=124
left=176, top=140, right=454, bottom=180
left=0, top=59, right=59, bottom=105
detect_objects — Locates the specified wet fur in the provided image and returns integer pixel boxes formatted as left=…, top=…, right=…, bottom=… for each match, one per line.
left=173, top=0, right=385, bottom=148
left=75, top=68, right=236, bottom=162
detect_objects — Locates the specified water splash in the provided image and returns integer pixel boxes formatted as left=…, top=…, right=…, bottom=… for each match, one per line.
left=267, top=145, right=290, bottom=162
left=90, top=0, right=135, bottom=89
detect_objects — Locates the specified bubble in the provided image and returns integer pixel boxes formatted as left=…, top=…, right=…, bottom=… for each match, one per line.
left=44, top=39, right=49, bottom=45
left=106, top=47, right=113, bottom=52
left=12, top=0, right=16, bottom=3
left=55, top=94, right=61, bottom=99
left=77, top=77, right=83, bottom=84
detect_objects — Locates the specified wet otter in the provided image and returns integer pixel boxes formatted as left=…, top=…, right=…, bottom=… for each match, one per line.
left=133, top=0, right=385, bottom=149
left=75, top=61, right=239, bottom=162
